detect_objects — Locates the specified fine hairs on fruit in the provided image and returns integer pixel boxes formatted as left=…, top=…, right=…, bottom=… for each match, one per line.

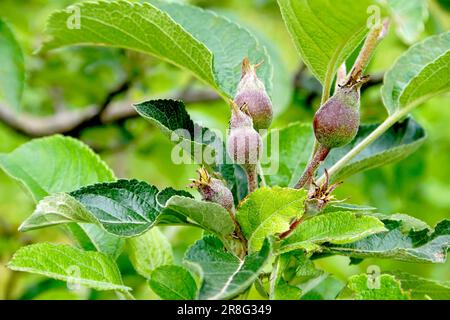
left=189, top=167, right=235, bottom=212
left=313, top=78, right=368, bottom=150
left=227, top=101, right=262, bottom=193
left=234, top=58, right=273, bottom=131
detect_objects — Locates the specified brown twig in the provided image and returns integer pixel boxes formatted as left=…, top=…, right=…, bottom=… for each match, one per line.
left=0, top=86, right=220, bottom=138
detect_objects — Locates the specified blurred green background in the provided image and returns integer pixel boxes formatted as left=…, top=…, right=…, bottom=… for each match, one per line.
left=0, top=0, right=449, bottom=299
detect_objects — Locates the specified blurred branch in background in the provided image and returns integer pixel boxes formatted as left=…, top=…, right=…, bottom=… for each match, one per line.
left=0, top=83, right=220, bottom=138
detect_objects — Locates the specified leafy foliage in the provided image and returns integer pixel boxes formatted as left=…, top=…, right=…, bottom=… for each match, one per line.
left=184, top=236, right=272, bottom=300
left=278, top=0, right=374, bottom=93
left=325, top=218, right=450, bottom=263
left=135, top=99, right=248, bottom=203
left=388, top=0, right=428, bottom=44
left=127, top=228, right=173, bottom=279
left=1, top=0, right=449, bottom=302
left=0, top=135, right=115, bottom=202
left=0, top=18, right=24, bottom=109
left=8, top=243, right=130, bottom=294
left=347, top=274, right=410, bottom=300
left=149, top=265, right=197, bottom=300
left=280, top=211, right=386, bottom=253
left=149, top=0, right=272, bottom=98
left=382, top=31, right=450, bottom=115
left=236, top=187, right=307, bottom=252
left=320, top=117, right=427, bottom=181
left=41, top=1, right=272, bottom=98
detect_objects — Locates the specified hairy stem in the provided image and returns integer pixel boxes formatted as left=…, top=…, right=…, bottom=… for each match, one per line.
left=336, top=62, right=347, bottom=90
left=246, top=164, right=258, bottom=193
left=294, top=143, right=330, bottom=189
left=279, top=214, right=307, bottom=240
left=346, top=19, right=389, bottom=86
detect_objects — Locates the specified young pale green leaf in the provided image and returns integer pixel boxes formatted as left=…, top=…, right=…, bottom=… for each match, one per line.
left=135, top=99, right=248, bottom=203
left=320, top=117, right=427, bottom=181
left=0, top=19, right=25, bottom=110
left=184, top=236, right=272, bottom=300
left=149, top=265, right=197, bottom=300
left=388, top=271, right=450, bottom=300
left=65, top=223, right=125, bottom=260
left=8, top=243, right=130, bottom=293
left=277, top=0, right=373, bottom=93
left=149, top=0, right=272, bottom=98
left=127, top=228, right=173, bottom=280
left=382, top=32, right=450, bottom=115
left=0, top=135, right=115, bottom=202
left=325, top=219, right=450, bottom=263
left=280, top=212, right=386, bottom=254
left=19, top=193, right=97, bottom=232
left=17, top=192, right=124, bottom=259
left=388, top=0, right=428, bottom=44
left=162, top=195, right=235, bottom=237
left=263, top=123, right=315, bottom=187
left=270, top=250, right=322, bottom=300
left=347, top=274, right=410, bottom=300
left=236, top=187, right=307, bottom=252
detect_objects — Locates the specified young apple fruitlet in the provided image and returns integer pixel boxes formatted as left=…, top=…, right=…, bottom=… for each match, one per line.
left=234, top=58, right=273, bottom=130
left=189, top=167, right=235, bottom=212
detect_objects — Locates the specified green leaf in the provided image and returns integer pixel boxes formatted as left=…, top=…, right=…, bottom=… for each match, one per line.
left=388, top=0, right=428, bottom=45
left=134, top=99, right=217, bottom=164
left=263, top=123, right=315, bottom=187
left=0, top=135, right=119, bottom=258
left=300, top=275, right=345, bottom=300
left=127, top=228, right=173, bottom=280
left=8, top=243, right=130, bottom=293
left=135, top=99, right=248, bottom=203
left=42, top=1, right=218, bottom=94
left=236, top=187, right=307, bottom=252
left=0, top=135, right=115, bottom=202
left=149, top=265, right=197, bottom=300
left=270, top=250, right=322, bottom=300
left=20, top=179, right=235, bottom=239
left=42, top=1, right=272, bottom=98
left=368, top=213, right=431, bottom=233
left=65, top=223, right=125, bottom=260
left=163, top=195, right=235, bottom=237
left=0, top=18, right=24, bottom=109
left=388, top=271, right=450, bottom=300
left=19, top=193, right=98, bottom=232
left=149, top=0, right=272, bottom=97
left=277, top=0, right=373, bottom=94
left=326, top=219, right=450, bottom=263
left=347, top=274, right=410, bottom=300
left=69, top=179, right=160, bottom=237
left=382, top=32, right=450, bottom=115
left=184, top=236, right=272, bottom=300
left=320, top=117, right=427, bottom=181
left=280, top=211, right=386, bottom=254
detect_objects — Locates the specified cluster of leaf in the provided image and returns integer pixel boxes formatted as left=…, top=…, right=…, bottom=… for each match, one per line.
left=0, top=0, right=449, bottom=300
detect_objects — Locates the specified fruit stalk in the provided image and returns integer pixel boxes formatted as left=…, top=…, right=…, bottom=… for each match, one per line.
left=294, top=144, right=330, bottom=189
